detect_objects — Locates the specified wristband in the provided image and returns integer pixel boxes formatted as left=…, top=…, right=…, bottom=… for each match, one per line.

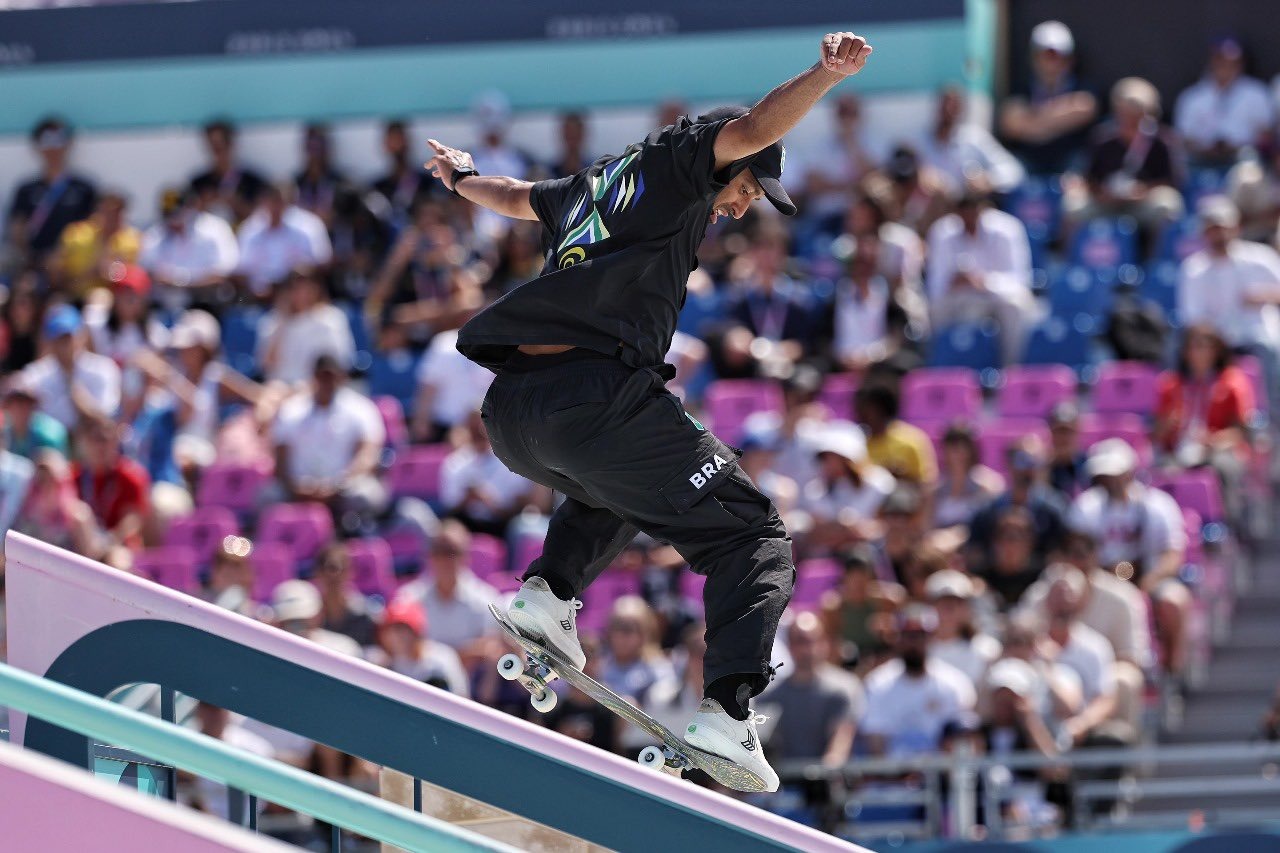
left=450, top=166, right=480, bottom=195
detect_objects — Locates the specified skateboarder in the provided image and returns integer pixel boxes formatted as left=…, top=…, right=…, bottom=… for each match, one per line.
left=429, top=31, right=873, bottom=792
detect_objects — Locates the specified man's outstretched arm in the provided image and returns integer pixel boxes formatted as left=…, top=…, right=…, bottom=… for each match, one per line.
left=713, top=31, right=873, bottom=169
left=424, top=139, right=538, bottom=220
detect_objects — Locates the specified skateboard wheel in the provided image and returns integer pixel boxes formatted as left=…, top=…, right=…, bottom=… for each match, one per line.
left=637, top=746, right=666, bottom=770
left=497, top=654, right=524, bottom=681
left=530, top=687, right=558, bottom=713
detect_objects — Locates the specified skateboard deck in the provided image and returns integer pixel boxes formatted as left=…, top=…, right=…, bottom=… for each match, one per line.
left=488, top=604, right=766, bottom=792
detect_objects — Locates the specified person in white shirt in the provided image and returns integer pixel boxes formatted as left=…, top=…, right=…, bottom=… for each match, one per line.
left=861, top=605, right=976, bottom=758
left=1067, top=438, right=1189, bottom=675
left=1175, top=36, right=1274, bottom=167
left=919, top=85, right=1025, bottom=197
left=1178, top=195, right=1280, bottom=405
left=237, top=194, right=332, bottom=269
left=925, top=569, right=1001, bottom=688
left=926, top=191, right=1038, bottom=363
left=830, top=233, right=898, bottom=373
left=800, top=93, right=881, bottom=228
left=21, top=305, right=121, bottom=430
left=270, top=354, right=387, bottom=521
left=468, top=90, right=530, bottom=244
left=801, top=421, right=896, bottom=550
left=375, top=597, right=471, bottom=697
left=439, top=411, right=542, bottom=537
left=258, top=267, right=355, bottom=386
left=236, top=185, right=328, bottom=296
left=139, top=188, right=239, bottom=311
left=410, top=328, right=494, bottom=443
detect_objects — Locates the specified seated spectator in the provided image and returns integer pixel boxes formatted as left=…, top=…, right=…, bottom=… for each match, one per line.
left=440, top=411, right=543, bottom=537
left=974, top=506, right=1045, bottom=611
left=293, top=123, right=350, bottom=231
left=820, top=544, right=903, bottom=669
left=761, top=612, right=863, bottom=769
left=1, top=272, right=46, bottom=373
left=411, top=325, right=495, bottom=443
left=0, top=444, right=33, bottom=540
left=7, top=116, right=97, bottom=266
left=926, top=569, right=1001, bottom=687
left=258, top=267, right=355, bottom=385
left=270, top=579, right=362, bottom=658
left=918, top=85, right=1025, bottom=198
left=189, top=118, right=267, bottom=225
left=979, top=658, right=1062, bottom=825
left=875, top=485, right=931, bottom=589
left=742, top=364, right=829, bottom=487
left=854, top=382, right=938, bottom=486
left=968, top=435, right=1068, bottom=570
left=1065, top=77, right=1185, bottom=239
left=802, top=422, right=895, bottom=550
left=2, top=376, right=68, bottom=460
left=22, top=305, right=122, bottom=431
left=998, top=612, right=1084, bottom=725
left=925, top=189, right=1038, bottom=364
left=1067, top=438, right=1189, bottom=673
left=861, top=605, right=976, bottom=758
left=12, top=448, right=99, bottom=555
left=312, top=542, right=379, bottom=649
left=826, top=233, right=913, bottom=375
left=842, top=185, right=928, bottom=296
left=799, top=93, right=879, bottom=235
left=236, top=186, right=330, bottom=298
left=1046, top=402, right=1088, bottom=498
left=884, top=145, right=951, bottom=237
left=598, top=596, right=677, bottom=706
left=934, top=422, right=1005, bottom=529
left=395, top=519, right=500, bottom=668
left=736, top=429, right=800, bottom=520
left=1174, top=36, right=1273, bottom=168
left=713, top=220, right=826, bottom=380
left=201, top=536, right=261, bottom=619
left=549, top=110, right=593, bottom=179
left=85, top=264, right=163, bottom=423
left=998, top=20, right=1098, bottom=176
left=371, top=119, right=435, bottom=231
left=1178, top=196, right=1280, bottom=406
left=373, top=598, right=470, bottom=694
left=139, top=188, right=240, bottom=309
left=72, top=417, right=149, bottom=564
left=270, top=354, right=388, bottom=527
left=183, top=703, right=274, bottom=821
left=49, top=190, right=141, bottom=297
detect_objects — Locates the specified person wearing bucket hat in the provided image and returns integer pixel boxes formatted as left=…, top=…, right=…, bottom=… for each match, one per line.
left=429, top=31, right=874, bottom=791
left=803, top=421, right=896, bottom=549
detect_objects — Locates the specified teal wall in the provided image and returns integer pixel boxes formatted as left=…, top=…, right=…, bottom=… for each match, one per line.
left=0, top=22, right=966, bottom=134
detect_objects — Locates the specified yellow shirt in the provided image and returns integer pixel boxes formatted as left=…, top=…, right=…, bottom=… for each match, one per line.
left=57, top=221, right=142, bottom=296
left=865, top=420, right=938, bottom=485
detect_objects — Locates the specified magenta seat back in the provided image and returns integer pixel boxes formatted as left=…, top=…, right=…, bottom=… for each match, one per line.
left=705, top=379, right=784, bottom=445
left=197, top=462, right=268, bottom=514
left=385, top=528, right=426, bottom=578
left=345, top=537, right=395, bottom=600
left=250, top=541, right=298, bottom=602
left=388, top=444, right=451, bottom=501
left=1153, top=469, right=1225, bottom=523
left=792, top=558, right=841, bottom=609
left=256, top=502, right=333, bottom=563
left=1181, top=507, right=1204, bottom=562
left=1092, top=362, right=1160, bottom=416
left=466, top=533, right=509, bottom=580
left=163, top=506, right=239, bottom=565
left=979, top=420, right=1051, bottom=477
left=901, top=368, right=981, bottom=424
left=134, top=546, right=200, bottom=594
left=1236, top=354, right=1267, bottom=414
left=818, top=373, right=861, bottom=420
left=1077, top=413, right=1152, bottom=469
left=375, top=395, right=409, bottom=450
left=511, top=534, right=544, bottom=576
left=578, top=572, right=643, bottom=635
left=998, top=365, right=1076, bottom=419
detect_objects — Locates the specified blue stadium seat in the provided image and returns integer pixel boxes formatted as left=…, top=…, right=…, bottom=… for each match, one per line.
left=368, top=348, right=420, bottom=412
left=676, top=286, right=724, bottom=339
left=1003, top=175, right=1062, bottom=269
left=927, top=321, right=1001, bottom=380
left=1047, top=265, right=1114, bottom=322
left=1023, top=315, right=1094, bottom=375
left=1141, top=260, right=1181, bottom=327
left=339, top=301, right=374, bottom=373
left=1182, top=167, right=1227, bottom=207
left=1154, top=216, right=1204, bottom=264
left=1068, top=217, right=1138, bottom=271
left=220, top=306, right=262, bottom=378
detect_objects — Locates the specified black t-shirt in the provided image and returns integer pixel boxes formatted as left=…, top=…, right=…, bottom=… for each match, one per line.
left=458, top=115, right=738, bottom=372
left=8, top=174, right=97, bottom=253
left=1085, top=122, right=1183, bottom=187
left=189, top=167, right=267, bottom=207
left=1005, top=75, right=1097, bottom=175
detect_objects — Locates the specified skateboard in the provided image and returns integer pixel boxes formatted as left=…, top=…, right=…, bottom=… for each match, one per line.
left=488, top=604, right=767, bottom=793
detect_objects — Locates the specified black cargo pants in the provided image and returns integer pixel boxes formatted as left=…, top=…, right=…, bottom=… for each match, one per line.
left=480, top=349, right=795, bottom=697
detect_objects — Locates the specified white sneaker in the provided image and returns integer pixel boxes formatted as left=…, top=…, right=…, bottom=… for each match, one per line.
left=508, top=577, right=586, bottom=670
left=683, top=699, right=780, bottom=792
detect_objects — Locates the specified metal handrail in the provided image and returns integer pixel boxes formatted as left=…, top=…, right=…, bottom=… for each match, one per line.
left=0, top=662, right=518, bottom=853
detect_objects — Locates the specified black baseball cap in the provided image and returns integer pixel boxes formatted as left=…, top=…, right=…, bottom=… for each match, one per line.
left=698, top=106, right=797, bottom=216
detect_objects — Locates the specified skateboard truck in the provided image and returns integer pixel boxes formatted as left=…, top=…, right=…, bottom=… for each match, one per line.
left=497, top=652, right=560, bottom=713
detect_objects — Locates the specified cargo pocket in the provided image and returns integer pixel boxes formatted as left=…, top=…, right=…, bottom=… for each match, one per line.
left=656, top=437, right=740, bottom=514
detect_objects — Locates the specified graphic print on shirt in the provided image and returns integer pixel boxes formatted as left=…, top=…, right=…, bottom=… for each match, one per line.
left=557, top=151, right=645, bottom=268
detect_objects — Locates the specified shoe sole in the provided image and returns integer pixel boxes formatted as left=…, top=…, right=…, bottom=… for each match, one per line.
left=681, top=742, right=771, bottom=793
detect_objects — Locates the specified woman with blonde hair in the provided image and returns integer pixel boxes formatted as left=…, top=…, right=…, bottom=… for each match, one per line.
left=598, top=595, right=677, bottom=707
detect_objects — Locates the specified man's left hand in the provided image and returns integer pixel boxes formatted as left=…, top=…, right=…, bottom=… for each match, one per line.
left=821, top=32, right=873, bottom=77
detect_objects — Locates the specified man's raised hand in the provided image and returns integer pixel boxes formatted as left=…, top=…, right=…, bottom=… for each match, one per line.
left=425, top=139, right=476, bottom=192
left=821, top=32, right=873, bottom=77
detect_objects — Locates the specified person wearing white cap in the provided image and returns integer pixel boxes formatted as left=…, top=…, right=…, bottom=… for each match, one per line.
left=270, top=578, right=362, bottom=658
left=982, top=657, right=1060, bottom=759
left=926, top=569, right=1001, bottom=687
left=1175, top=36, right=1273, bottom=168
left=1067, top=438, right=1190, bottom=674
left=999, top=21, right=1098, bottom=176
left=801, top=421, right=896, bottom=549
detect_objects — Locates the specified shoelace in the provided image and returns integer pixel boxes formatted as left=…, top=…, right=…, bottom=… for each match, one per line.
left=749, top=712, right=769, bottom=727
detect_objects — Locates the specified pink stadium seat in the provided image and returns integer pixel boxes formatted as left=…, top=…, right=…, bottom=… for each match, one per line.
left=256, top=502, right=334, bottom=564
left=375, top=395, right=409, bottom=450
left=979, top=420, right=1051, bottom=477
left=1077, top=413, right=1153, bottom=468
left=818, top=373, right=861, bottom=420
left=250, top=541, right=298, bottom=602
left=134, top=546, right=200, bottom=594
left=197, top=461, right=269, bottom=515
left=578, top=572, right=643, bottom=635
left=792, top=558, right=841, bottom=609
left=997, top=365, right=1076, bottom=419
left=163, top=506, right=238, bottom=566
left=387, top=444, right=451, bottom=501
left=1092, top=361, right=1160, bottom=416
left=1236, top=354, right=1268, bottom=414
left=466, top=533, right=509, bottom=580
left=385, top=528, right=426, bottom=578
left=1152, top=469, right=1225, bottom=523
left=901, top=368, right=981, bottom=425
left=705, top=379, right=785, bottom=445
left=345, top=537, right=395, bottom=600
left=511, top=533, right=544, bottom=576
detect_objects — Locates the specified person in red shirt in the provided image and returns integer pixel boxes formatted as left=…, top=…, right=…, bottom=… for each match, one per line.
left=72, top=416, right=150, bottom=565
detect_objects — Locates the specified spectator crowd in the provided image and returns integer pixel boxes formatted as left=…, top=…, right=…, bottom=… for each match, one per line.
left=1, top=20, right=1278, bottom=841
